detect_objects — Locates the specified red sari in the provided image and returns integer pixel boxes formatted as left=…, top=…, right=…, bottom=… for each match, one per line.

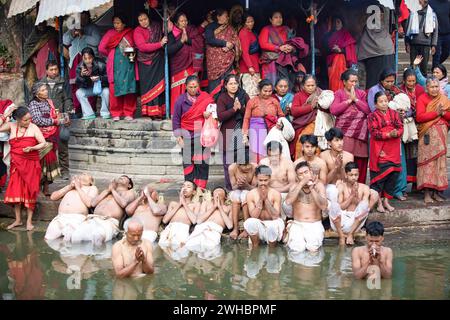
left=4, top=131, right=41, bottom=210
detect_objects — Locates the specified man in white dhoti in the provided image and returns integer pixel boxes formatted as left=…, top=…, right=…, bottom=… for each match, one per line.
left=329, top=162, right=371, bottom=245
left=244, top=165, right=284, bottom=248
left=124, top=184, right=167, bottom=243
left=284, top=161, right=328, bottom=254
left=45, top=173, right=98, bottom=241
left=185, top=187, right=232, bottom=255
left=71, top=175, right=136, bottom=245
left=159, top=181, right=200, bottom=248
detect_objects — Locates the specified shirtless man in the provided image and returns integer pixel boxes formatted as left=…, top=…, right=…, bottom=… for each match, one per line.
left=185, top=187, right=233, bottom=253
left=228, top=157, right=257, bottom=240
left=321, top=128, right=378, bottom=209
left=259, top=141, right=295, bottom=210
left=294, top=135, right=328, bottom=184
left=124, top=184, right=168, bottom=243
left=45, top=173, right=98, bottom=241
left=112, top=219, right=154, bottom=278
left=352, top=221, right=393, bottom=279
left=71, top=175, right=136, bottom=245
left=244, top=165, right=284, bottom=248
left=159, top=180, right=200, bottom=248
left=330, top=162, right=371, bottom=245
left=284, top=162, right=328, bottom=252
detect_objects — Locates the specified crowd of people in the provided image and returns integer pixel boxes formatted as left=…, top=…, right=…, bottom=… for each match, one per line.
left=0, top=1, right=449, bottom=281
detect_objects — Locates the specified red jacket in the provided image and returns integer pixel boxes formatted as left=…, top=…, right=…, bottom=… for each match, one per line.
left=238, top=28, right=260, bottom=73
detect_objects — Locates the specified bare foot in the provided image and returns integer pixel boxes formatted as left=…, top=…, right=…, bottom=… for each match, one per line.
left=383, top=200, right=395, bottom=212
left=26, top=224, right=34, bottom=231
left=346, top=234, right=354, bottom=245
left=229, top=230, right=238, bottom=240
left=395, top=195, right=407, bottom=201
left=432, top=193, right=446, bottom=202
left=238, top=230, right=248, bottom=239
left=377, top=204, right=386, bottom=213
left=7, top=221, right=23, bottom=230
left=339, top=236, right=346, bottom=245
left=424, top=194, right=435, bottom=204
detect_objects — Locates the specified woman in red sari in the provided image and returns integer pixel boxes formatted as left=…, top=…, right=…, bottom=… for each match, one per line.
left=416, top=77, right=450, bottom=204
left=205, top=9, right=241, bottom=96
left=133, top=12, right=167, bottom=119
left=172, top=75, right=214, bottom=189
left=259, top=11, right=308, bottom=88
left=99, top=15, right=137, bottom=121
left=290, top=75, right=322, bottom=160
left=0, top=106, right=47, bottom=231
left=168, top=12, right=205, bottom=115
left=325, top=16, right=357, bottom=92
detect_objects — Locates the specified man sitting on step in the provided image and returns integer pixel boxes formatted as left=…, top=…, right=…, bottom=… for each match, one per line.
left=71, top=175, right=136, bottom=245
left=45, top=173, right=98, bottom=242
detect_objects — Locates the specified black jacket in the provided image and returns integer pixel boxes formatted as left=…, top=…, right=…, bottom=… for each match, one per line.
left=75, top=57, right=108, bottom=89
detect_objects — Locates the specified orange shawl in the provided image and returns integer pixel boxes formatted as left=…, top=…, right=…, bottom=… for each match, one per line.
left=418, top=94, right=450, bottom=138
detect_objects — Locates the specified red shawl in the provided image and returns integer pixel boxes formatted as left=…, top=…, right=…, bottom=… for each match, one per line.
left=171, top=25, right=205, bottom=74
left=327, top=29, right=357, bottom=67
left=39, top=99, right=59, bottom=140
left=206, top=24, right=240, bottom=81
left=9, top=136, right=41, bottom=201
left=0, top=99, right=13, bottom=113
left=181, top=91, right=214, bottom=132
left=276, top=37, right=309, bottom=73
left=368, top=109, right=403, bottom=171
left=400, top=84, right=425, bottom=109
left=106, top=28, right=133, bottom=49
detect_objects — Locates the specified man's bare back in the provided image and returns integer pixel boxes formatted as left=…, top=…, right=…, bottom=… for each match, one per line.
left=259, top=157, right=295, bottom=193
left=320, top=150, right=354, bottom=184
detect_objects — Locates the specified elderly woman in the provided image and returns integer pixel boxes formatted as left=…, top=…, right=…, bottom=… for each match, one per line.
left=367, top=68, right=402, bottom=112
left=28, top=82, right=62, bottom=196
left=330, top=69, right=371, bottom=183
left=99, top=14, right=137, bottom=121
left=133, top=12, right=167, bottom=119
left=168, top=12, right=205, bottom=115
left=205, top=8, right=241, bottom=95
left=0, top=106, right=47, bottom=231
left=290, top=75, right=323, bottom=160
left=172, top=75, right=214, bottom=189
left=324, top=16, right=357, bottom=92
left=416, top=77, right=450, bottom=204
left=413, top=56, right=450, bottom=99
left=259, top=10, right=308, bottom=88
left=216, top=74, right=250, bottom=189
left=242, top=79, right=284, bottom=163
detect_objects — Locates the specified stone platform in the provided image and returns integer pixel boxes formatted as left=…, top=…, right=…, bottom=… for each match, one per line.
left=68, top=118, right=225, bottom=182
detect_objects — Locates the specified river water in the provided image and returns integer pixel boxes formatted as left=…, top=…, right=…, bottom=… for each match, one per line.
left=0, top=229, right=449, bottom=300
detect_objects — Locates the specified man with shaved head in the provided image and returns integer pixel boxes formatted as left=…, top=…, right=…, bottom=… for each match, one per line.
left=112, top=219, right=154, bottom=278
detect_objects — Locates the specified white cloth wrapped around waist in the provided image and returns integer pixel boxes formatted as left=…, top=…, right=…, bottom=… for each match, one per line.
left=244, top=217, right=285, bottom=243
left=158, top=222, right=190, bottom=247
left=45, top=213, right=87, bottom=241
left=185, top=221, right=224, bottom=252
left=285, top=220, right=324, bottom=253
left=264, top=117, right=294, bottom=160
left=71, top=214, right=120, bottom=243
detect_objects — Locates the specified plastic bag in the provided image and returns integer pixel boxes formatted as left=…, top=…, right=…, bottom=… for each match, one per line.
left=93, top=80, right=102, bottom=96
left=200, top=116, right=219, bottom=148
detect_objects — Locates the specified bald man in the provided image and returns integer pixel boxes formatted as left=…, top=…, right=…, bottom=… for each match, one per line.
left=112, top=219, right=154, bottom=278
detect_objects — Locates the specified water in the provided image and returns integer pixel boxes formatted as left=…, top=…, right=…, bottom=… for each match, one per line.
left=0, top=230, right=449, bottom=300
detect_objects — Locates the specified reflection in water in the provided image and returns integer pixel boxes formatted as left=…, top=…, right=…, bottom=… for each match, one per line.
left=0, top=231, right=449, bottom=300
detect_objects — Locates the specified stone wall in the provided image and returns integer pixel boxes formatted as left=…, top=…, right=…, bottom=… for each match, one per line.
left=0, top=73, right=25, bottom=105
left=69, top=118, right=225, bottom=183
